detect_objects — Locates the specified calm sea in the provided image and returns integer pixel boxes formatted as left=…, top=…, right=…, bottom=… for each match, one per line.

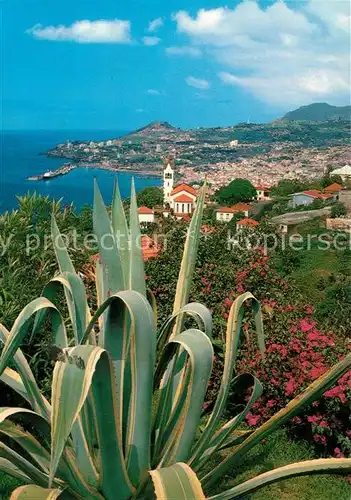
left=0, top=130, right=161, bottom=213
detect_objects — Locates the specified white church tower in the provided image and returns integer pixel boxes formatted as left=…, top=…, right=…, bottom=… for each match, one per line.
left=163, top=159, right=174, bottom=206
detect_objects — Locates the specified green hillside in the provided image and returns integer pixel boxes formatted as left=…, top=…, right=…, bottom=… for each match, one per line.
left=282, top=103, right=351, bottom=122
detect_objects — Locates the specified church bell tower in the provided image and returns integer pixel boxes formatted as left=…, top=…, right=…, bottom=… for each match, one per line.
left=163, top=159, right=174, bottom=206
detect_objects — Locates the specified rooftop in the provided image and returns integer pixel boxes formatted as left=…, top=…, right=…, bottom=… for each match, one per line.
left=237, top=218, right=259, bottom=227
left=138, top=206, right=154, bottom=214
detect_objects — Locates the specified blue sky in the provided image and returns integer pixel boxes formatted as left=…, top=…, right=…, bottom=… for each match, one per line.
left=2, top=0, right=350, bottom=130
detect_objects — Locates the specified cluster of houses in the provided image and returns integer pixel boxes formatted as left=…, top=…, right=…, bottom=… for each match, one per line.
left=137, top=161, right=269, bottom=229
left=135, top=161, right=349, bottom=261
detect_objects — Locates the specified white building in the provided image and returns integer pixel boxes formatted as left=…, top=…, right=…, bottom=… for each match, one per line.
left=163, top=161, right=174, bottom=206
left=216, top=203, right=250, bottom=222
left=230, top=139, right=239, bottom=147
left=138, top=206, right=155, bottom=224
left=255, top=185, right=271, bottom=201
left=332, top=165, right=351, bottom=182
left=169, top=184, right=197, bottom=215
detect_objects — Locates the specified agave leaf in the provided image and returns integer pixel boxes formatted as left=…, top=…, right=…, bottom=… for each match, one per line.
left=0, top=458, right=31, bottom=484
left=50, top=345, right=133, bottom=499
left=203, top=352, right=351, bottom=488
left=129, top=178, right=147, bottom=297
left=172, top=185, right=206, bottom=337
left=154, top=329, right=213, bottom=467
left=34, top=273, right=90, bottom=345
left=157, top=302, right=213, bottom=353
left=208, top=458, right=351, bottom=500
left=92, top=290, right=156, bottom=487
left=0, top=325, right=50, bottom=420
left=0, top=442, right=51, bottom=487
left=111, top=178, right=130, bottom=284
left=194, top=373, right=263, bottom=473
left=93, top=180, right=125, bottom=294
left=0, top=298, right=67, bottom=378
left=150, top=462, right=205, bottom=499
left=191, top=292, right=263, bottom=468
left=10, top=485, right=63, bottom=499
left=0, top=368, right=33, bottom=405
left=0, top=419, right=50, bottom=473
left=51, top=216, right=75, bottom=275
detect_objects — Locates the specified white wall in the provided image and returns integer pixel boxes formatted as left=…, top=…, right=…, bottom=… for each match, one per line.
left=138, top=213, right=155, bottom=224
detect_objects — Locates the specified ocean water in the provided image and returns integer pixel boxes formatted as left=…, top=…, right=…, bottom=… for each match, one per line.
left=0, top=130, right=161, bottom=213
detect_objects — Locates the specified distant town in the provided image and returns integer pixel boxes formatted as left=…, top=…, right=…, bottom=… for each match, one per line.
left=29, top=116, right=350, bottom=191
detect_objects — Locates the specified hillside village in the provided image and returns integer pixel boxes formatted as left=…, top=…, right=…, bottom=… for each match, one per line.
left=45, top=119, right=350, bottom=190
left=135, top=160, right=351, bottom=260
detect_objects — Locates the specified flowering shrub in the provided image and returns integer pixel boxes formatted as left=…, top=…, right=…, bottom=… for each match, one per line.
left=146, top=230, right=351, bottom=457
left=221, top=253, right=351, bottom=457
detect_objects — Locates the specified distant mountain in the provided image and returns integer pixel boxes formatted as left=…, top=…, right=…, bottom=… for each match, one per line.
left=131, top=121, right=179, bottom=136
left=281, top=103, right=351, bottom=122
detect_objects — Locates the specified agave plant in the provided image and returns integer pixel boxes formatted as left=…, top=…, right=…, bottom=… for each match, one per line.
left=0, top=180, right=350, bottom=499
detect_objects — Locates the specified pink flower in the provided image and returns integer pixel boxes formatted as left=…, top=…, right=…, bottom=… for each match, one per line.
left=307, top=414, right=322, bottom=424
left=246, top=413, right=260, bottom=426
left=300, top=319, right=314, bottom=332
left=334, top=448, right=345, bottom=458
left=267, top=399, right=276, bottom=408
left=313, top=434, right=327, bottom=445
left=285, top=378, right=297, bottom=396
left=292, top=416, right=302, bottom=424
left=305, top=306, right=313, bottom=314
left=224, top=298, right=232, bottom=308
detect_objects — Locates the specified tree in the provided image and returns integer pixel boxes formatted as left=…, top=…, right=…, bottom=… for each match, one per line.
left=331, top=202, right=347, bottom=218
left=320, top=174, right=343, bottom=189
left=215, top=178, right=256, bottom=205
left=270, top=179, right=308, bottom=197
left=136, top=186, right=163, bottom=208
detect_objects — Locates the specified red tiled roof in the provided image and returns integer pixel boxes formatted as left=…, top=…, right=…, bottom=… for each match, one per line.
left=302, top=190, right=333, bottom=199
left=231, top=202, right=250, bottom=211
left=324, top=183, right=343, bottom=193
left=255, top=186, right=271, bottom=191
left=237, top=218, right=259, bottom=227
left=141, top=235, right=161, bottom=262
left=217, top=206, right=239, bottom=213
left=173, top=194, right=194, bottom=203
left=138, top=206, right=154, bottom=214
left=217, top=204, right=249, bottom=213
left=201, top=225, right=215, bottom=234
left=170, top=184, right=198, bottom=197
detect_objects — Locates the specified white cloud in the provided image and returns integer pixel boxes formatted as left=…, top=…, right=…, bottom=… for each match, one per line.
left=27, top=19, right=132, bottom=44
left=142, top=36, right=161, bottom=46
left=186, top=76, right=210, bottom=90
left=147, top=89, right=161, bottom=95
left=148, top=17, right=164, bottom=33
left=166, top=46, right=202, bottom=57
left=173, top=1, right=350, bottom=107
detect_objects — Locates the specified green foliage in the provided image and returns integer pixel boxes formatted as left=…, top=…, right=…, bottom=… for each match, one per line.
left=1, top=183, right=350, bottom=499
left=136, top=186, right=163, bottom=208
left=270, top=179, right=309, bottom=197
left=331, top=202, right=347, bottom=218
left=216, top=178, right=256, bottom=205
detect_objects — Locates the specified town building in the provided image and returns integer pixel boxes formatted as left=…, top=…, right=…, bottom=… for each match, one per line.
left=255, top=185, right=271, bottom=201
left=324, top=183, right=343, bottom=199
left=138, top=206, right=155, bottom=224
left=229, top=139, right=239, bottom=147
left=290, top=190, right=333, bottom=208
left=163, top=160, right=198, bottom=216
left=236, top=218, right=259, bottom=231
left=216, top=203, right=250, bottom=222
left=331, top=165, right=351, bottom=182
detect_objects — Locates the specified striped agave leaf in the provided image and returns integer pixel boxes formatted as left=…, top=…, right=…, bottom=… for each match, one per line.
left=1, top=179, right=351, bottom=499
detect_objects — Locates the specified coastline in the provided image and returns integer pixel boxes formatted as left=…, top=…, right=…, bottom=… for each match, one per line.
left=27, top=161, right=163, bottom=181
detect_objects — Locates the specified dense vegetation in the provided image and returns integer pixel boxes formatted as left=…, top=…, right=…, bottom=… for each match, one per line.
left=0, top=191, right=350, bottom=498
